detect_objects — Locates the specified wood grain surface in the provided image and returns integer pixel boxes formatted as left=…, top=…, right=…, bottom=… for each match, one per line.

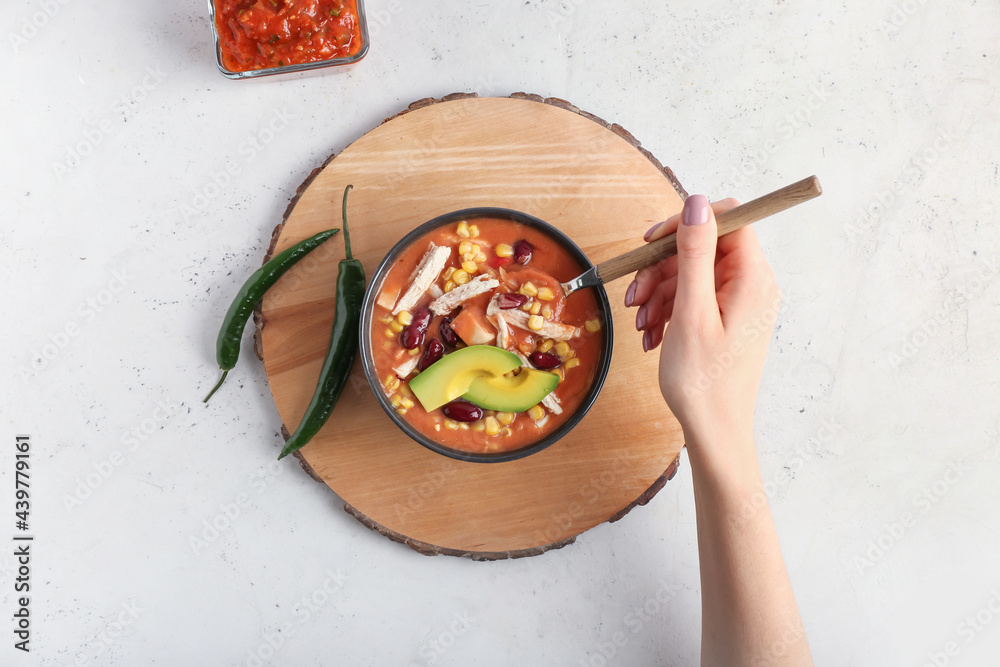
left=256, top=93, right=688, bottom=558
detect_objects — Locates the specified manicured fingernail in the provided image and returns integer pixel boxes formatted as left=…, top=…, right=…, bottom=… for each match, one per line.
left=642, top=329, right=653, bottom=352
left=624, top=281, right=637, bottom=307
left=683, top=195, right=710, bottom=226
left=635, top=305, right=648, bottom=331
left=643, top=222, right=662, bottom=241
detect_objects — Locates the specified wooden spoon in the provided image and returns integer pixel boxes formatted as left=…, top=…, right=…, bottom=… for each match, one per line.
left=560, top=175, right=823, bottom=295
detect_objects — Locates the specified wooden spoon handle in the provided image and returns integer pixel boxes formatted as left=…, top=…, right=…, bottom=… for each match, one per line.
left=595, top=175, right=823, bottom=284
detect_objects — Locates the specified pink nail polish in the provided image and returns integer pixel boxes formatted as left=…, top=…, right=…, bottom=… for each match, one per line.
left=635, top=305, right=648, bottom=331
left=624, top=281, right=637, bottom=307
left=683, top=195, right=710, bottom=226
left=643, top=222, right=662, bottom=241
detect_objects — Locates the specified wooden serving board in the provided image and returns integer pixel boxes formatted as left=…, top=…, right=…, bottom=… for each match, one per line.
left=256, top=93, right=687, bottom=559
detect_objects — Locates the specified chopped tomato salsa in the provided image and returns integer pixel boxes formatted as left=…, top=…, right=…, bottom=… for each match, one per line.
left=214, top=0, right=364, bottom=73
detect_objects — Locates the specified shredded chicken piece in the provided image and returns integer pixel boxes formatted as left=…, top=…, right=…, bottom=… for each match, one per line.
left=393, top=354, right=419, bottom=379
left=428, top=284, right=444, bottom=299
left=392, top=243, right=450, bottom=315
left=494, top=310, right=513, bottom=350
left=541, top=392, right=563, bottom=415
left=428, top=274, right=499, bottom=316
left=500, top=309, right=580, bottom=341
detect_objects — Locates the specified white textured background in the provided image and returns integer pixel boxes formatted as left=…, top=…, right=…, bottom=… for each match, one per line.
left=2, top=1, right=999, bottom=665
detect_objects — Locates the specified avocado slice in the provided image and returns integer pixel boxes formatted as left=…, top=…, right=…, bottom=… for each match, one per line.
left=409, top=345, right=522, bottom=412
left=462, top=368, right=559, bottom=413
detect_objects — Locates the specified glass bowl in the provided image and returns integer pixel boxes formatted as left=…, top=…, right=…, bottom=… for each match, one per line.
left=208, top=0, right=370, bottom=80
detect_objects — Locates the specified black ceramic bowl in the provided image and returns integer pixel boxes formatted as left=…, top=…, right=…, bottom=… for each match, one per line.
left=359, top=208, right=614, bottom=463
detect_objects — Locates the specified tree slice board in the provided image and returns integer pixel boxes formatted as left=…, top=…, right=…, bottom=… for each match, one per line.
left=256, top=93, right=688, bottom=559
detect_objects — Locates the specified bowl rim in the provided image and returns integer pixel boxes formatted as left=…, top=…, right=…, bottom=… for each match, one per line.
left=359, top=207, right=615, bottom=463
left=207, top=0, right=370, bottom=80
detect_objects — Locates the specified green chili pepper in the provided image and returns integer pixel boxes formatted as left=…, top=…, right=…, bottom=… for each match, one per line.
left=204, top=227, right=340, bottom=403
left=279, top=184, right=365, bottom=459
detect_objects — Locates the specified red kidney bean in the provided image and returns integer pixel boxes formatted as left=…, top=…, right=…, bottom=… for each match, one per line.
left=400, top=307, right=433, bottom=349
left=439, top=317, right=459, bottom=347
left=442, top=400, right=483, bottom=423
left=513, top=239, right=533, bottom=264
left=529, top=351, right=561, bottom=369
left=496, top=293, right=528, bottom=309
left=418, top=339, right=444, bottom=371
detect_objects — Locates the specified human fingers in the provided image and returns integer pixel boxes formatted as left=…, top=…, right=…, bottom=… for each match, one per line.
left=635, top=276, right=677, bottom=331
left=626, top=257, right=678, bottom=307
left=671, top=195, right=720, bottom=327
left=628, top=199, right=740, bottom=308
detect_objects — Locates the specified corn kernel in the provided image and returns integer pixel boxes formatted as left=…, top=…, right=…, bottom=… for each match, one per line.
left=528, top=314, right=544, bottom=331
left=444, top=419, right=460, bottom=430
left=527, top=404, right=545, bottom=421
left=495, top=243, right=514, bottom=258
left=444, top=280, right=456, bottom=293
left=520, top=300, right=533, bottom=311
left=378, top=314, right=394, bottom=324
left=398, top=384, right=413, bottom=398
left=472, top=422, right=486, bottom=432
left=501, top=427, right=513, bottom=437
left=389, top=319, right=405, bottom=333
left=453, top=269, right=470, bottom=285
left=456, top=221, right=470, bottom=238
left=461, top=260, right=478, bottom=274
left=385, top=328, right=396, bottom=338
left=585, top=318, right=602, bottom=333
left=383, top=374, right=400, bottom=391
left=519, top=281, right=538, bottom=297
left=408, top=347, right=421, bottom=355
left=472, top=244, right=481, bottom=254
left=541, top=305, right=553, bottom=318
left=497, top=411, right=515, bottom=425
left=484, top=416, right=500, bottom=436
left=434, top=424, right=441, bottom=432
left=442, top=266, right=456, bottom=280
left=468, top=224, right=479, bottom=238
left=462, top=252, right=475, bottom=261
left=518, top=342, right=533, bottom=355
left=537, top=339, right=554, bottom=353
left=398, top=407, right=408, bottom=415
left=475, top=252, right=488, bottom=263
left=537, top=286, right=555, bottom=301
left=565, top=358, right=581, bottom=370
left=458, top=240, right=472, bottom=255
left=554, top=341, right=571, bottom=357
left=390, top=395, right=403, bottom=408
left=530, top=300, right=541, bottom=315
left=397, top=310, right=412, bottom=326
left=554, top=367, right=565, bottom=381
left=459, top=422, right=470, bottom=430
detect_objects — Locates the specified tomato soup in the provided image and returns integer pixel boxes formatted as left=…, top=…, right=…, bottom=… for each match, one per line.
left=370, top=217, right=606, bottom=455
left=213, top=0, right=364, bottom=73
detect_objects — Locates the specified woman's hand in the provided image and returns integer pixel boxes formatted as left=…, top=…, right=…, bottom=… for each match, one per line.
left=627, top=195, right=811, bottom=666
left=625, top=195, right=781, bottom=456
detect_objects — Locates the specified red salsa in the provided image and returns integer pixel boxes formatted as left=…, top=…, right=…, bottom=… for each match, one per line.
left=371, top=218, right=606, bottom=455
left=213, top=0, right=364, bottom=73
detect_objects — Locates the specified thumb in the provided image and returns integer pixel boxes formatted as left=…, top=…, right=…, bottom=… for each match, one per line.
left=672, top=194, right=719, bottom=323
